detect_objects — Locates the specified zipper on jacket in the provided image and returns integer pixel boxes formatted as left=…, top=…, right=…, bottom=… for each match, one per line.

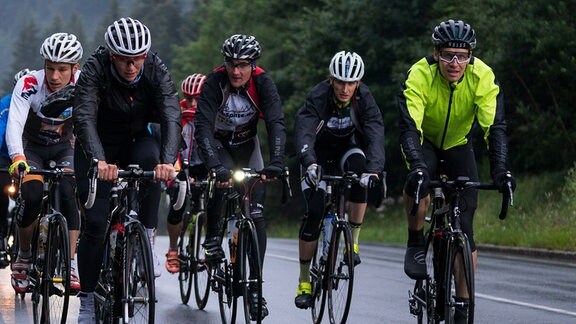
left=439, top=84, right=455, bottom=149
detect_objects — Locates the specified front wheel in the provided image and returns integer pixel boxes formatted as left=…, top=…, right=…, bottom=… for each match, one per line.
left=326, top=223, right=354, bottom=324
left=123, top=223, right=155, bottom=324
left=193, top=212, right=211, bottom=309
left=443, top=234, right=474, bottom=324
left=238, top=220, right=262, bottom=323
left=178, top=211, right=193, bottom=304
left=42, top=213, right=70, bottom=324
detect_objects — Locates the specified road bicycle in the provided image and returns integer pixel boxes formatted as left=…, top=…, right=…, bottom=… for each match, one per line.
left=6, top=161, right=76, bottom=324
left=408, top=173, right=514, bottom=324
left=210, top=167, right=290, bottom=324
left=309, top=169, right=374, bottom=324
left=175, top=161, right=212, bottom=308
left=86, top=163, right=186, bottom=324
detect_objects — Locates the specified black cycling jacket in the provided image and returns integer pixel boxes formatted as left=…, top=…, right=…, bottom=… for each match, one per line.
left=294, top=80, right=385, bottom=173
left=73, top=46, right=181, bottom=164
left=195, top=65, right=286, bottom=170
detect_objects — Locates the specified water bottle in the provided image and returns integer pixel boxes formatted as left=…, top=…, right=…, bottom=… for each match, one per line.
left=38, top=215, right=49, bottom=261
left=227, top=218, right=238, bottom=263
left=321, top=213, right=334, bottom=260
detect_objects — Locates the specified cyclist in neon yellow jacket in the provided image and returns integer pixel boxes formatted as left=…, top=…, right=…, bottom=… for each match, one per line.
left=398, top=19, right=516, bottom=323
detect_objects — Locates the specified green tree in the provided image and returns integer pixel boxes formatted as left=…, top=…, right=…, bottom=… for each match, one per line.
left=130, top=0, right=192, bottom=68
left=4, top=20, right=43, bottom=93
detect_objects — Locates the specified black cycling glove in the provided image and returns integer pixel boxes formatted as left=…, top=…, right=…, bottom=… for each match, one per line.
left=405, top=167, right=430, bottom=199
left=493, top=171, right=516, bottom=193
left=213, top=165, right=231, bottom=182
left=260, top=165, right=283, bottom=179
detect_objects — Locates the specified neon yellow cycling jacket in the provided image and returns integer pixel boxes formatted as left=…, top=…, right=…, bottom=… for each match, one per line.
left=398, top=55, right=508, bottom=175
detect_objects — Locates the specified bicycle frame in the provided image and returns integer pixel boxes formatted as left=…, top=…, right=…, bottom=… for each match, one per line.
left=310, top=171, right=357, bottom=324
left=18, top=162, right=74, bottom=324
left=89, top=163, right=184, bottom=324
left=210, top=167, right=290, bottom=324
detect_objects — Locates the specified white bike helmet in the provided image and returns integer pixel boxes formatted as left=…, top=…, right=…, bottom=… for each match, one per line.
left=105, top=17, right=151, bottom=57
left=13, top=68, right=35, bottom=85
left=329, top=51, right=364, bottom=82
left=40, top=33, right=83, bottom=64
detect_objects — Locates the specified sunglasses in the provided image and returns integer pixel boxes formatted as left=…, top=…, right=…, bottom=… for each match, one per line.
left=439, top=51, right=471, bottom=64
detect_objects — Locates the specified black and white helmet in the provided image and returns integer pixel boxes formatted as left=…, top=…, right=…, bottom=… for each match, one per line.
left=221, top=34, right=262, bottom=61
left=13, top=68, right=35, bottom=85
left=105, top=17, right=151, bottom=57
left=329, top=51, right=364, bottom=82
left=431, top=20, right=477, bottom=49
left=40, top=33, right=83, bottom=64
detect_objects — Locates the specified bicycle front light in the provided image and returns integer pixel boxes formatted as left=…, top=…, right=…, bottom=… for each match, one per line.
left=233, top=170, right=246, bottom=182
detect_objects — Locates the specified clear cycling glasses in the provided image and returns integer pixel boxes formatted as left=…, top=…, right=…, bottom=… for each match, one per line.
left=224, top=60, right=252, bottom=70
left=439, top=51, right=471, bottom=64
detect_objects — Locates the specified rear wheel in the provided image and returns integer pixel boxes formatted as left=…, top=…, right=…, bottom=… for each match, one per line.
left=311, top=235, right=327, bottom=324
left=217, top=261, right=235, bottom=323
left=444, top=234, right=474, bottom=324
left=30, top=224, right=42, bottom=323
left=123, top=223, right=155, bottom=323
left=193, top=212, right=210, bottom=309
left=42, top=213, right=70, bottom=324
left=94, top=243, right=117, bottom=324
left=327, top=223, right=354, bottom=324
left=6, top=206, right=20, bottom=264
left=418, top=229, right=440, bottom=324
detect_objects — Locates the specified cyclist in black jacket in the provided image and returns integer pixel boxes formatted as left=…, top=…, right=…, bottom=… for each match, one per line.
left=73, top=17, right=181, bottom=323
left=293, top=51, right=385, bottom=309
left=194, top=34, right=286, bottom=320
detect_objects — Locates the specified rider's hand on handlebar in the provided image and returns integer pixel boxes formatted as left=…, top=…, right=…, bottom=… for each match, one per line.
left=406, top=167, right=430, bottom=199
left=359, top=173, right=379, bottom=189
left=97, top=160, right=118, bottom=181
left=154, top=163, right=176, bottom=181
left=304, top=163, right=319, bottom=187
left=493, top=170, right=516, bottom=193
left=260, top=164, right=283, bottom=181
left=213, top=165, right=232, bottom=187
left=8, top=155, right=29, bottom=178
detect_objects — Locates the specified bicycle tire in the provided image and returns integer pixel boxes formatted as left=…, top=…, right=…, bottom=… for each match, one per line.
left=30, top=223, right=42, bottom=322
left=443, top=234, right=475, bottom=324
left=6, top=206, right=19, bottom=264
left=123, top=223, right=155, bottom=324
left=217, top=260, right=235, bottom=323
left=238, top=219, right=263, bottom=323
left=409, top=229, right=435, bottom=324
left=326, top=222, right=354, bottom=324
left=193, top=212, right=211, bottom=309
left=178, top=210, right=193, bottom=304
left=42, top=213, right=70, bottom=324
left=94, top=238, right=118, bottom=324
left=310, top=228, right=327, bottom=324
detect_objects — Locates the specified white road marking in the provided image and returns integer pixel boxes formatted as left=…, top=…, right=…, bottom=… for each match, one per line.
left=476, top=293, right=576, bottom=317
